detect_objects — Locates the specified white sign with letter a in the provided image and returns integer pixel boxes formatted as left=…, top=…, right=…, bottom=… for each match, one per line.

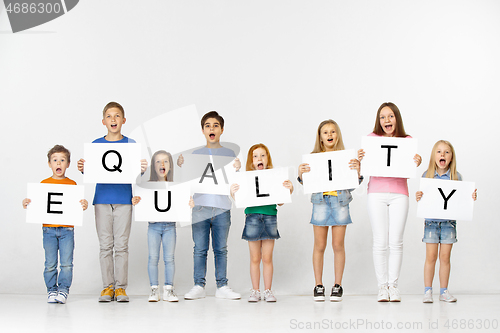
left=134, top=183, right=192, bottom=223
left=417, top=178, right=475, bottom=221
left=83, top=143, right=142, bottom=184
left=301, top=150, right=359, bottom=194
left=233, top=167, right=291, bottom=208
left=361, top=136, right=418, bottom=178
left=26, top=183, right=85, bottom=226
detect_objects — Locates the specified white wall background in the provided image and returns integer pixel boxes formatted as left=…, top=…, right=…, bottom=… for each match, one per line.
left=1, top=0, right=499, bottom=296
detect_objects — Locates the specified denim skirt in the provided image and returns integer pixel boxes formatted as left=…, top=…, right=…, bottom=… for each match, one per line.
left=242, top=214, right=280, bottom=241
left=310, top=195, right=352, bottom=226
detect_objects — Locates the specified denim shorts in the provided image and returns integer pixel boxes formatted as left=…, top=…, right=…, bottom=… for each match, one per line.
left=242, top=214, right=280, bottom=241
left=310, top=195, right=352, bottom=226
left=422, top=220, right=457, bottom=244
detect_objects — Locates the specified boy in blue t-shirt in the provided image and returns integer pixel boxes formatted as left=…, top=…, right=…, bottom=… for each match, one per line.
left=77, top=102, right=146, bottom=302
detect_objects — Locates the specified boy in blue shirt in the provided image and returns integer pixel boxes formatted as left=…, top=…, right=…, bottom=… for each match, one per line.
left=78, top=102, right=146, bottom=302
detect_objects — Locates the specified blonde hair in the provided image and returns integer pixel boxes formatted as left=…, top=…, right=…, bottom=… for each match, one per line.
left=372, top=102, right=408, bottom=137
left=311, top=120, right=345, bottom=153
left=246, top=143, right=273, bottom=171
left=150, top=150, right=174, bottom=181
left=102, top=101, right=125, bottom=118
left=425, top=140, right=458, bottom=180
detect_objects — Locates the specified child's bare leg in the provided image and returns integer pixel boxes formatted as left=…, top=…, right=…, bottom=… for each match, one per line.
left=424, top=243, right=439, bottom=287
left=313, top=226, right=329, bottom=286
left=248, top=241, right=262, bottom=290
left=261, top=239, right=275, bottom=290
left=331, top=226, right=347, bottom=285
left=438, top=244, right=453, bottom=289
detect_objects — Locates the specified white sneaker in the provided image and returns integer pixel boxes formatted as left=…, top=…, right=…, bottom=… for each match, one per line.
left=47, top=291, right=58, bottom=303
left=423, top=289, right=433, bottom=303
left=184, top=285, right=206, bottom=300
left=148, top=286, right=160, bottom=302
left=248, top=289, right=261, bottom=302
left=439, top=290, right=457, bottom=302
left=55, top=291, right=68, bottom=304
left=388, top=286, right=401, bottom=302
left=215, top=286, right=241, bottom=299
left=263, top=289, right=277, bottom=302
left=377, top=286, right=389, bottom=302
left=163, top=285, right=179, bottom=302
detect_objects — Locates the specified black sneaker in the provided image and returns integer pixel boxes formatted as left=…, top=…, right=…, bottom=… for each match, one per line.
left=330, top=284, right=343, bottom=302
left=314, top=285, right=325, bottom=301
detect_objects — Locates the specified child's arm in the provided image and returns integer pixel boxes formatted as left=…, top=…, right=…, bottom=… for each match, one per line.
left=297, top=163, right=310, bottom=184
left=177, top=154, right=184, bottom=167
left=415, top=191, right=423, bottom=202
left=349, top=158, right=361, bottom=179
left=22, top=198, right=31, bottom=209
left=414, top=154, right=422, bottom=167
left=233, top=158, right=241, bottom=171
left=132, top=196, right=141, bottom=206
left=80, top=199, right=89, bottom=211
left=141, top=159, right=148, bottom=174
left=278, top=180, right=294, bottom=206
left=230, top=183, right=239, bottom=200
left=357, top=149, right=365, bottom=161
left=77, top=158, right=85, bottom=173
left=189, top=196, right=194, bottom=208
left=473, top=189, right=477, bottom=201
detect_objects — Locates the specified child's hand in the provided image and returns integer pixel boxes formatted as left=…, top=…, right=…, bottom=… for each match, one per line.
left=230, top=183, right=240, bottom=198
left=22, top=198, right=31, bottom=209
left=414, top=154, right=422, bottom=167
left=140, top=159, right=148, bottom=174
left=189, top=196, right=195, bottom=208
left=233, top=158, right=241, bottom=171
left=357, top=149, right=365, bottom=161
left=472, top=189, right=477, bottom=201
left=80, top=199, right=88, bottom=211
left=298, top=163, right=310, bottom=179
left=77, top=158, right=85, bottom=173
left=416, top=191, right=423, bottom=202
left=132, top=196, right=141, bottom=206
left=177, top=154, right=184, bottom=167
left=349, top=159, right=361, bottom=178
left=283, top=180, right=294, bottom=194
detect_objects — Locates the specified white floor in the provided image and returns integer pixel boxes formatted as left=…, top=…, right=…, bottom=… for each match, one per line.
left=1, top=293, right=498, bottom=333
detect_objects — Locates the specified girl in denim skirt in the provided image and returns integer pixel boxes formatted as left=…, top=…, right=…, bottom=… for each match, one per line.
left=298, top=120, right=362, bottom=302
left=133, top=150, right=194, bottom=302
left=230, top=143, right=293, bottom=303
left=416, top=140, right=477, bottom=303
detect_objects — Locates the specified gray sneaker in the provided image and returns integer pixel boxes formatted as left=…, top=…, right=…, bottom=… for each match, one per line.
left=163, top=285, right=179, bottom=302
left=263, top=289, right=276, bottom=302
left=148, top=286, right=160, bottom=302
left=423, top=289, right=433, bottom=303
left=439, top=290, right=457, bottom=302
left=248, top=289, right=261, bottom=302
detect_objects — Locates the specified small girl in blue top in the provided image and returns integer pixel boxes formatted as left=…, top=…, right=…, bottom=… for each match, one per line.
left=133, top=150, right=194, bottom=302
left=230, top=143, right=293, bottom=303
left=416, top=140, right=477, bottom=303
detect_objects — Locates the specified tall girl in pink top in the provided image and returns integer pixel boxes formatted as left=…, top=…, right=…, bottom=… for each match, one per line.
left=358, top=102, right=422, bottom=302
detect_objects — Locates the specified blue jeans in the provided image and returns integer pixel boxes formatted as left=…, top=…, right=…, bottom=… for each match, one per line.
left=192, top=206, right=231, bottom=288
left=148, top=222, right=176, bottom=286
left=42, top=227, right=75, bottom=293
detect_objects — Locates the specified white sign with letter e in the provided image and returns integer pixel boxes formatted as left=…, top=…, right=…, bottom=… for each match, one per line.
left=83, top=143, right=142, bottom=183
left=417, top=178, right=475, bottom=221
left=233, top=167, right=291, bottom=208
left=301, top=150, right=359, bottom=194
left=26, top=183, right=85, bottom=226
left=361, top=136, right=418, bottom=178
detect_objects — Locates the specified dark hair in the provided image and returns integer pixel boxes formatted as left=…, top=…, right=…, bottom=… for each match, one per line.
left=102, top=101, right=125, bottom=118
left=149, top=150, right=173, bottom=181
left=372, top=102, right=408, bottom=137
left=47, top=144, right=71, bottom=163
left=201, top=111, right=224, bottom=129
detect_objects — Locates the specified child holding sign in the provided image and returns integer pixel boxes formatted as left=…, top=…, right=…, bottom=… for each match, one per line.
left=22, top=145, right=88, bottom=304
left=358, top=102, right=422, bottom=302
left=230, top=144, right=293, bottom=302
left=298, top=120, right=362, bottom=302
left=416, top=140, right=477, bottom=303
left=132, top=150, right=194, bottom=302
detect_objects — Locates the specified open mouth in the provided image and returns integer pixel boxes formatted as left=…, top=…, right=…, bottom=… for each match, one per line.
left=327, top=138, right=334, bottom=142
left=111, top=124, right=117, bottom=128
left=160, top=168, right=166, bottom=173
left=439, top=158, right=446, bottom=166
left=257, top=162, right=264, bottom=170
left=209, top=134, right=215, bottom=139
left=56, top=168, right=62, bottom=173
left=385, top=124, right=393, bottom=130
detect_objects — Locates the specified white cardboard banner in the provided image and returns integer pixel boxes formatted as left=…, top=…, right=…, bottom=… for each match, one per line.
left=26, top=183, right=85, bottom=226
left=417, top=178, right=475, bottom=221
left=361, top=136, right=418, bottom=178
left=180, top=153, right=236, bottom=195
left=301, top=150, right=359, bottom=194
left=83, top=143, right=142, bottom=184
left=232, top=167, right=291, bottom=208
left=134, top=183, right=192, bottom=223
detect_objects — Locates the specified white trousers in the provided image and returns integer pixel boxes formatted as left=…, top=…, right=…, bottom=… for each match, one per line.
left=367, top=193, right=409, bottom=288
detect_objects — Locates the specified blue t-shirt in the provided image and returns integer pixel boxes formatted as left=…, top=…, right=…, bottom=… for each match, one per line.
left=92, top=135, right=136, bottom=205
left=422, top=169, right=462, bottom=222
left=192, top=146, right=235, bottom=210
